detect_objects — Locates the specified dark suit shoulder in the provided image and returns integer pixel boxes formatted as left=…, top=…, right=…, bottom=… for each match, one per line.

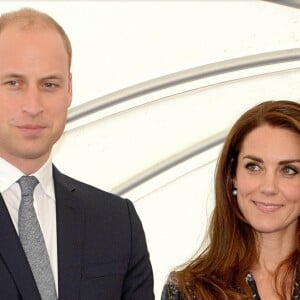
left=53, top=166, right=130, bottom=210
left=53, top=166, right=154, bottom=299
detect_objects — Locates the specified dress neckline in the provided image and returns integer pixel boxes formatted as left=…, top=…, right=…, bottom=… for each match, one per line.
left=246, top=272, right=300, bottom=300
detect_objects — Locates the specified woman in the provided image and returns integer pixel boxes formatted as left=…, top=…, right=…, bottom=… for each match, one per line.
left=161, top=100, right=300, bottom=300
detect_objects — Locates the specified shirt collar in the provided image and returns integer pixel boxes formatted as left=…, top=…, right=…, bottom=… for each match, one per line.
left=33, top=156, right=55, bottom=200
left=0, top=157, right=24, bottom=193
left=0, top=156, right=55, bottom=199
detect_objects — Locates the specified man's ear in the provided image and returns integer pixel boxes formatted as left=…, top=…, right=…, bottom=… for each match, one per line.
left=67, top=72, right=72, bottom=107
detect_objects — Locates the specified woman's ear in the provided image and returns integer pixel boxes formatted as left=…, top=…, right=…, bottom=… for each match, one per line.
left=233, top=177, right=237, bottom=188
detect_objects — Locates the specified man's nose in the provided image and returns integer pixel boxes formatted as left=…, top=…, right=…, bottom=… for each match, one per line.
left=21, top=87, right=43, bottom=115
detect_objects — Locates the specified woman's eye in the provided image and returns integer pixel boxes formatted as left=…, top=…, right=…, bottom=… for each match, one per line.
left=245, top=163, right=260, bottom=172
left=282, top=166, right=298, bottom=176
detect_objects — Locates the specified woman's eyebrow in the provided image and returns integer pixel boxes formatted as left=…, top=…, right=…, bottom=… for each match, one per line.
left=242, top=155, right=263, bottom=163
left=279, top=159, right=300, bottom=165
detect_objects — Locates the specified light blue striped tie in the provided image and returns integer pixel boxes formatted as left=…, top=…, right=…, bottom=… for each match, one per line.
left=18, top=176, right=57, bottom=300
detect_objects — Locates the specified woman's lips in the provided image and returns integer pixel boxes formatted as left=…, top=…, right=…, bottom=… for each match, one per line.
left=253, top=200, right=283, bottom=213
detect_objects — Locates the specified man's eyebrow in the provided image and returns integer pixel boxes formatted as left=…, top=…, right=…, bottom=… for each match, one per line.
left=41, top=74, right=65, bottom=80
left=0, top=73, right=65, bottom=81
left=1, top=73, right=24, bottom=78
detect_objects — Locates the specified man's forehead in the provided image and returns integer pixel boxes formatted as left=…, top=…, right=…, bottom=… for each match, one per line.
left=0, top=24, right=65, bottom=52
left=0, top=21, right=55, bottom=35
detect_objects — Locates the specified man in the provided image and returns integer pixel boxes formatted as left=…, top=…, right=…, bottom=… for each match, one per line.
left=0, top=8, right=154, bottom=300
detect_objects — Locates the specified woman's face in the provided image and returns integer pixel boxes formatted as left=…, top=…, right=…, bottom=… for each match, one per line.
left=234, top=124, right=300, bottom=236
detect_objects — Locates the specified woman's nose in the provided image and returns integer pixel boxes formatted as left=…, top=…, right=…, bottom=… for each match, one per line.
left=259, top=172, right=278, bottom=195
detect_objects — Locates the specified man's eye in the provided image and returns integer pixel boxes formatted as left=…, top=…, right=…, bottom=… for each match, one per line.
left=7, top=80, right=18, bottom=86
left=44, top=82, right=56, bottom=88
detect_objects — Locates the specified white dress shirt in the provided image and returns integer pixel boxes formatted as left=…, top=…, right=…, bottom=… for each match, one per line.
left=0, top=156, right=58, bottom=295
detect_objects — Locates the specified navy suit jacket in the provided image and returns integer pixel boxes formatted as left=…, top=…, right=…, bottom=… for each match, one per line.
left=0, top=166, right=154, bottom=300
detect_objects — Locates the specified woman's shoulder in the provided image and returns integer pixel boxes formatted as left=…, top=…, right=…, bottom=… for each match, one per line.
left=161, top=277, right=183, bottom=300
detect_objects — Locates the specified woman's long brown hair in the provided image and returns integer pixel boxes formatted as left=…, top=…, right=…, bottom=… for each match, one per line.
left=172, top=100, right=300, bottom=300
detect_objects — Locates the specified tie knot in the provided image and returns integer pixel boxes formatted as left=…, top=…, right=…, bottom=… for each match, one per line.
left=18, top=176, right=39, bottom=197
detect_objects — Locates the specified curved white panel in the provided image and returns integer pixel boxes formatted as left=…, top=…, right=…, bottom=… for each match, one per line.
left=54, top=67, right=300, bottom=191
left=66, top=50, right=300, bottom=131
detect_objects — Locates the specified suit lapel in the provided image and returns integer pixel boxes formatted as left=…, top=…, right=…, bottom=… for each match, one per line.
left=0, top=194, right=41, bottom=299
left=54, top=167, right=84, bottom=300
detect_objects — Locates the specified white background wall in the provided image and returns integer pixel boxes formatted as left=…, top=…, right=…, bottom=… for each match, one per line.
left=1, top=1, right=300, bottom=298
